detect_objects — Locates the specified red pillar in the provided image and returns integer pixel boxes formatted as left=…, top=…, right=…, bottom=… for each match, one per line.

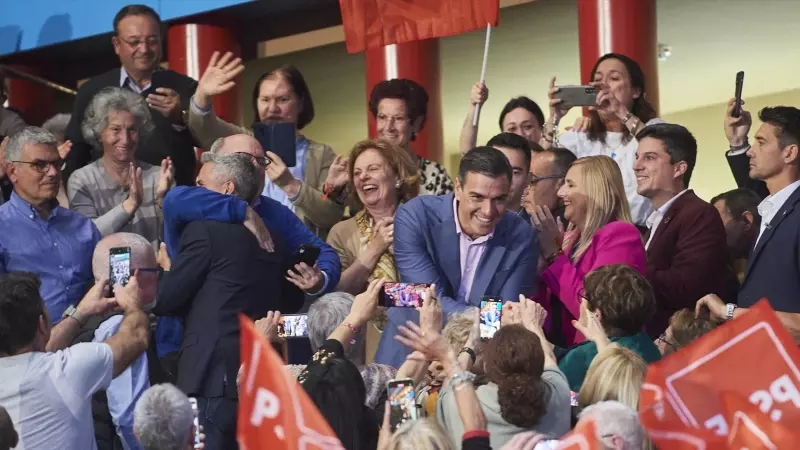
left=365, top=40, right=442, bottom=162
left=577, top=0, right=659, bottom=115
left=167, top=24, right=242, bottom=125
left=6, top=66, right=56, bottom=126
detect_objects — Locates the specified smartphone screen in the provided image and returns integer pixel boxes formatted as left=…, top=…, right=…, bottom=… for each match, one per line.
left=189, top=397, right=202, bottom=447
left=480, top=300, right=502, bottom=338
left=387, top=378, right=417, bottom=431
left=381, top=282, right=428, bottom=308
left=279, top=314, right=309, bottom=338
left=109, top=247, right=131, bottom=294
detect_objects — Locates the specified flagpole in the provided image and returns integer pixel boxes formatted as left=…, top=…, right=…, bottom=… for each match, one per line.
left=472, top=24, right=492, bottom=127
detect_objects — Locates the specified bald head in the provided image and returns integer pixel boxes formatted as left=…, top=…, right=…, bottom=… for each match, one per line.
left=92, top=233, right=158, bottom=308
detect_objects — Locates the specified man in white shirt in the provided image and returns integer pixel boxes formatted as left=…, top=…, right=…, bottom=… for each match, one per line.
left=633, top=123, right=737, bottom=336
left=0, top=271, right=149, bottom=450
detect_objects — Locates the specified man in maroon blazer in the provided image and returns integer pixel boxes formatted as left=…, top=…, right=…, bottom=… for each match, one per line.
left=634, top=123, right=739, bottom=337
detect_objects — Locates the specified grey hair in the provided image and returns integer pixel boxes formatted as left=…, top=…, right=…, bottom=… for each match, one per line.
left=91, top=232, right=155, bottom=281
left=308, top=292, right=365, bottom=366
left=208, top=136, right=226, bottom=154
left=579, top=400, right=645, bottom=450
left=386, top=418, right=455, bottom=450
left=41, top=113, right=72, bottom=138
left=81, top=87, right=154, bottom=152
left=5, top=126, right=58, bottom=161
left=200, top=152, right=259, bottom=202
left=133, top=384, right=193, bottom=450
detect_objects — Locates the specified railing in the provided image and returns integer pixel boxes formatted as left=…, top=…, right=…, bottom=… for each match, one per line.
left=0, top=65, right=77, bottom=96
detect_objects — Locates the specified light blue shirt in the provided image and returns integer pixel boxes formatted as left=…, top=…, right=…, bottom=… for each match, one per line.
left=93, top=315, right=149, bottom=450
left=262, top=136, right=308, bottom=210
left=119, top=67, right=151, bottom=94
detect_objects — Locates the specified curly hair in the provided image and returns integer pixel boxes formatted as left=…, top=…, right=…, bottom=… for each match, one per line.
left=81, top=86, right=154, bottom=153
left=368, top=79, right=429, bottom=134
left=583, top=264, right=656, bottom=337
left=482, top=324, right=548, bottom=428
left=347, top=139, right=420, bottom=209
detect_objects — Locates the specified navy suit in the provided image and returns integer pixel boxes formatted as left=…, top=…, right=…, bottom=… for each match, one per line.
left=739, top=186, right=800, bottom=312
left=375, top=193, right=538, bottom=367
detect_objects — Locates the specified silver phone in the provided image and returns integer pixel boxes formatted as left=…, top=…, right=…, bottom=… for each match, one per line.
left=554, top=85, right=597, bottom=108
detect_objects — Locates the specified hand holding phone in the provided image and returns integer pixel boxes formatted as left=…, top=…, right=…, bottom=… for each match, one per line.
left=380, top=282, right=429, bottom=308
left=108, top=247, right=131, bottom=296
left=553, top=85, right=597, bottom=108
left=253, top=121, right=297, bottom=167
left=189, top=397, right=202, bottom=448
left=278, top=314, right=309, bottom=338
left=387, top=378, right=418, bottom=431
left=732, top=71, right=745, bottom=118
left=480, top=300, right=503, bottom=338
left=289, top=245, right=320, bottom=274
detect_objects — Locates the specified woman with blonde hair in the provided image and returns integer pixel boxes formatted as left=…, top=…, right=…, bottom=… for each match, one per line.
left=531, top=155, right=646, bottom=345
left=383, top=419, right=455, bottom=450
left=577, top=346, right=647, bottom=411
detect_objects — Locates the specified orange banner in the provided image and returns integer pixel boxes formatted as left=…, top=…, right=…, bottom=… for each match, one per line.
left=338, top=0, right=499, bottom=53
left=639, top=300, right=800, bottom=449
left=557, top=419, right=598, bottom=450
left=237, top=315, right=344, bottom=450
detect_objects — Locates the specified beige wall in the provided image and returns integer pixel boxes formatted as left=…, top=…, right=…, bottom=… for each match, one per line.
left=239, top=0, right=800, bottom=201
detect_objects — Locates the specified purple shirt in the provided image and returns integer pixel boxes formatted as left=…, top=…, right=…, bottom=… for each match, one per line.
left=453, top=199, right=493, bottom=304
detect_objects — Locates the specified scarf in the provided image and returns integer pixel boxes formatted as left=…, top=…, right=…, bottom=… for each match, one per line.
left=355, top=209, right=399, bottom=283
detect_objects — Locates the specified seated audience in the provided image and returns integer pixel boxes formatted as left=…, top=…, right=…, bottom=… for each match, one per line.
left=486, top=132, right=532, bottom=218
left=723, top=97, right=769, bottom=199
left=577, top=401, right=646, bottom=450
left=634, top=123, right=737, bottom=337
left=0, top=272, right=149, bottom=450
left=710, top=188, right=761, bottom=283
left=326, top=139, right=419, bottom=295
left=133, top=383, right=204, bottom=450
left=0, top=406, right=18, bottom=450
left=68, top=87, right=174, bottom=246
left=377, top=147, right=537, bottom=367
left=656, top=308, right=717, bottom=356
left=190, top=52, right=344, bottom=237
left=577, top=346, right=647, bottom=412
left=533, top=155, right=645, bottom=345
left=555, top=264, right=660, bottom=391
left=0, top=127, right=100, bottom=322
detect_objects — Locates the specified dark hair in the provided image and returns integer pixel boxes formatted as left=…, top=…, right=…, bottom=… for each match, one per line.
left=458, top=146, right=513, bottom=184
left=0, top=273, right=45, bottom=355
left=302, top=357, right=378, bottom=450
left=583, top=264, right=656, bottom=337
left=710, top=188, right=762, bottom=228
left=487, top=132, right=532, bottom=170
left=587, top=53, right=657, bottom=144
left=546, top=147, right=578, bottom=176
left=668, top=309, right=717, bottom=350
left=483, top=325, right=547, bottom=428
left=499, top=97, right=545, bottom=129
left=113, top=4, right=162, bottom=34
left=636, top=123, right=698, bottom=186
left=251, top=65, right=315, bottom=130
left=368, top=79, right=429, bottom=137
left=758, top=106, right=800, bottom=150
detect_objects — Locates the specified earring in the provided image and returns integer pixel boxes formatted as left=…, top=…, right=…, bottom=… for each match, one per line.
left=395, top=181, right=402, bottom=188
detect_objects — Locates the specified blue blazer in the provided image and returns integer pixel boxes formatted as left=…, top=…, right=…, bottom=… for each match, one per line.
left=375, top=193, right=538, bottom=366
left=739, top=186, right=800, bottom=312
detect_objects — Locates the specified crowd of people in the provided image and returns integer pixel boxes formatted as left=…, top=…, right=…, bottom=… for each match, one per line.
left=1, top=3, right=799, bottom=450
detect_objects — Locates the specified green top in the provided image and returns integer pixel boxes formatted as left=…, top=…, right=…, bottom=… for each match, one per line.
left=555, top=331, right=662, bottom=391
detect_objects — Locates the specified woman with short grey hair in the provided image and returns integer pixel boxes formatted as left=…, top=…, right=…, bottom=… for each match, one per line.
left=67, top=87, right=174, bottom=246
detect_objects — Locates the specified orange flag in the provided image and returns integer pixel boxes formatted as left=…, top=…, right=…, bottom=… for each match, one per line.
left=237, top=315, right=344, bottom=450
left=557, top=419, right=598, bottom=450
left=338, top=0, right=499, bottom=53
left=639, top=300, right=800, bottom=449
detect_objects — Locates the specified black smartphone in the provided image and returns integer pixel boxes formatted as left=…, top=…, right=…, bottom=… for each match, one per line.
left=108, top=247, right=131, bottom=296
left=554, top=85, right=597, bottom=108
left=150, top=70, right=167, bottom=91
left=387, top=378, right=417, bottom=432
left=189, top=397, right=202, bottom=447
left=253, top=121, right=297, bottom=167
left=380, top=282, right=429, bottom=308
left=480, top=299, right=503, bottom=338
left=279, top=314, right=309, bottom=338
left=289, top=244, right=320, bottom=274
left=732, top=71, right=745, bottom=118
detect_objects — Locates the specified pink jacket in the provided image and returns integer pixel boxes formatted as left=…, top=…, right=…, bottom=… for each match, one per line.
left=539, top=221, right=646, bottom=346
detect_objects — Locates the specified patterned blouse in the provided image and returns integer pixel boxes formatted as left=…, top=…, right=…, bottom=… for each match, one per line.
left=418, top=157, right=454, bottom=196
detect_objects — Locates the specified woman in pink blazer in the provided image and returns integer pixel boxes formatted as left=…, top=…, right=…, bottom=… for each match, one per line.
left=531, top=155, right=646, bottom=346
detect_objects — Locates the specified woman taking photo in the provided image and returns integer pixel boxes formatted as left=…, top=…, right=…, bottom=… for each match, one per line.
left=543, top=53, right=663, bottom=227
left=531, top=155, right=645, bottom=346
left=68, top=87, right=174, bottom=246
left=189, top=51, right=344, bottom=238
left=326, top=139, right=420, bottom=295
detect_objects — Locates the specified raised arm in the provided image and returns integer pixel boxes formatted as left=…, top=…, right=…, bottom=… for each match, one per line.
left=289, top=144, right=347, bottom=230
left=458, top=82, right=489, bottom=155
left=103, top=276, right=150, bottom=378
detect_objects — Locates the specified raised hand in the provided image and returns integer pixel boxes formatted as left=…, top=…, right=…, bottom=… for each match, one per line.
left=255, top=311, right=284, bottom=343
left=195, top=51, right=245, bottom=109
left=155, top=157, right=174, bottom=206
left=417, top=284, right=443, bottom=334
left=548, top=76, right=571, bottom=123
left=286, top=263, right=324, bottom=294
left=724, top=97, right=752, bottom=148
left=146, top=88, right=182, bottom=123
left=57, top=140, right=73, bottom=161
left=324, top=155, right=350, bottom=190
left=470, top=81, right=489, bottom=106
left=122, top=164, right=144, bottom=215
left=531, top=205, right=563, bottom=257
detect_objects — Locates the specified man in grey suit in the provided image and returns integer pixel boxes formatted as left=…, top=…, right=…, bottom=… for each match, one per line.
left=375, top=147, right=538, bottom=367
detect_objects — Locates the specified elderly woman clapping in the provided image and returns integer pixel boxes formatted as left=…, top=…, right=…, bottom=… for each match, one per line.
left=68, top=87, right=174, bottom=246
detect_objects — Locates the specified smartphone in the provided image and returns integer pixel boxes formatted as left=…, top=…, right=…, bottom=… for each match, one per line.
left=289, top=245, right=321, bottom=274
left=554, top=85, right=597, bottom=108
left=189, top=397, right=202, bottom=448
left=480, top=299, right=502, bottom=338
left=732, top=71, right=745, bottom=118
left=387, top=378, right=417, bottom=432
left=279, top=314, right=309, bottom=338
left=108, top=247, right=131, bottom=296
left=253, top=121, right=297, bottom=167
left=380, top=282, right=429, bottom=308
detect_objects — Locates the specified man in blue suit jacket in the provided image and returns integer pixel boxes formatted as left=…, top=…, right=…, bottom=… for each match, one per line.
left=375, top=147, right=538, bottom=366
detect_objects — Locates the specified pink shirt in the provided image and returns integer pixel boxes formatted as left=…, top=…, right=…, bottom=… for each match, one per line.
left=453, top=199, right=493, bottom=304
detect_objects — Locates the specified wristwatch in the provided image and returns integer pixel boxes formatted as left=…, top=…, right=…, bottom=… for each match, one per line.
left=725, top=303, right=737, bottom=321
left=62, top=305, right=87, bottom=327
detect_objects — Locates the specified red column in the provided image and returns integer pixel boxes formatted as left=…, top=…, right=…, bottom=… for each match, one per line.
left=577, top=0, right=659, bottom=115
left=6, top=66, right=56, bottom=126
left=167, top=24, right=242, bottom=125
left=365, top=40, right=442, bottom=162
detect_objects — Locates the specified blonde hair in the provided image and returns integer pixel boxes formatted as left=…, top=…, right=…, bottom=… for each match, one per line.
left=577, top=346, right=647, bottom=411
left=569, top=156, right=633, bottom=261
left=385, top=418, right=455, bottom=450
left=442, top=309, right=476, bottom=353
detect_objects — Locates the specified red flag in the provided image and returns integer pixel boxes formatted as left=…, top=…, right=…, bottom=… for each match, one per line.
left=557, top=419, right=599, bottom=450
left=237, top=315, right=344, bottom=450
left=339, top=0, right=499, bottom=53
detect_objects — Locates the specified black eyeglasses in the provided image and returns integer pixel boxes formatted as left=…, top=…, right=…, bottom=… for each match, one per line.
left=12, top=159, right=65, bottom=173
left=657, top=333, right=678, bottom=350
left=529, top=173, right=564, bottom=185
left=235, top=152, right=270, bottom=167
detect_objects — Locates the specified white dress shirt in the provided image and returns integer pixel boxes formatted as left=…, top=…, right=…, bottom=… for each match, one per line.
left=645, top=189, right=689, bottom=250
left=756, top=179, right=800, bottom=245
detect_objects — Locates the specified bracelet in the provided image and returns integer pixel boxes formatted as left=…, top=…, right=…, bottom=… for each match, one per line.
left=459, top=347, right=477, bottom=364
left=620, top=112, right=633, bottom=124
left=725, top=303, right=737, bottom=321
left=340, top=322, right=359, bottom=345
left=729, top=139, right=750, bottom=152
left=450, top=371, right=476, bottom=388
left=546, top=249, right=564, bottom=265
